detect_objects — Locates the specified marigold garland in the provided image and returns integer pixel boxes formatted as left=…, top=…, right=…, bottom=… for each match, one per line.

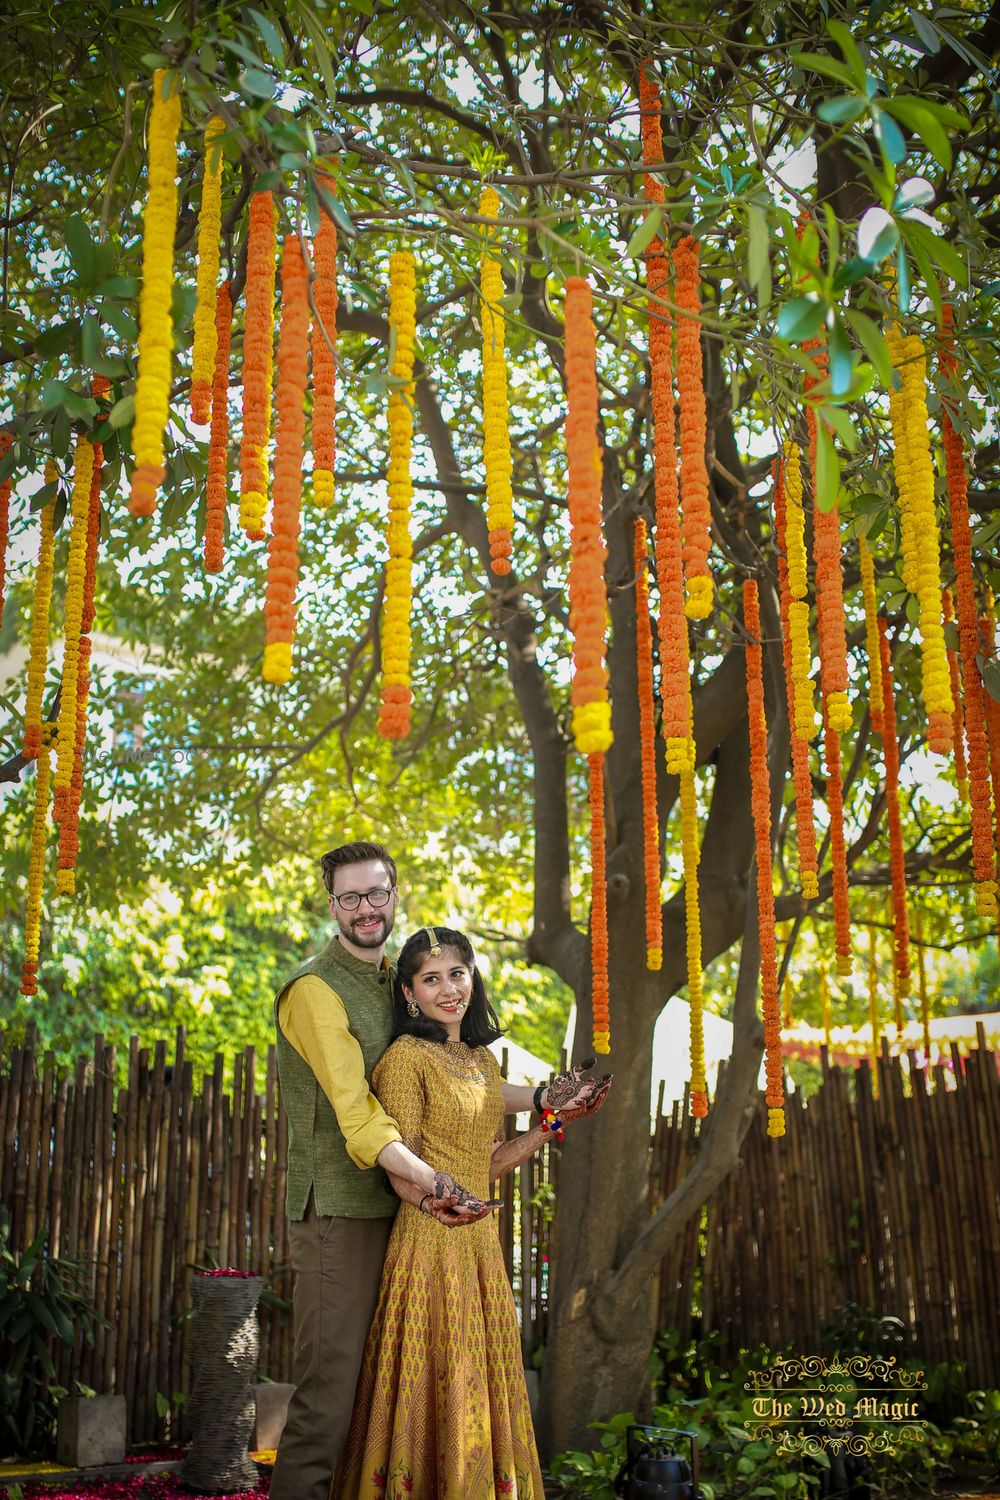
left=23, top=462, right=57, bottom=760
left=564, top=276, right=613, bottom=754
left=886, top=326, right=953, bottom=754
left=0, top=430, right=11, bottom=630
left=21, top=725, right=55, bottom=996
left=820, top=965, right=831, bottom=1051
left=916, top=906, right=930, bottom=1061
left=673, top=237, right=713, bottom=620
left=239, top=189, right=277, bottom=540
left=806, top=345, right=852, bottom=735
left=130, top=69, right=182, bottom=516
left=867, top=925, right=881, bottom=1079
left=980, top=603, right=1000, bottom=864
left=939, top=310, right=997, bottom=916
left=191, top=116, right=225, bottom=426
left=263, top=235, right=310, bottom=685
left=311, top=176, right=338, bottom=510
left=378, top=249, right=418, bottom=739
left=680, top=761, right=707, bottom=1116
left=783, top=443, right=816, bottom=742
left=824, top=703, right=852, bottom=977
left=942, top=588, right=969, bottom=803
left=877, top=617, right=911, bottom=992
left=859, top=532, right=884, bottom=735
left=479, top=186, right=514, bottom=575
left=54, top=437, right=94, bottom=825
left=744, top=578, right=785, bottom=1137
left=773, top=456, right=819, bottom=898
left=589, top=751, right=611, bottom=1054
left=634, top=518, right=662, bottom=969
left=204, top=280, right=232, bottom=574
left=638, top=62, right=665, bottom=206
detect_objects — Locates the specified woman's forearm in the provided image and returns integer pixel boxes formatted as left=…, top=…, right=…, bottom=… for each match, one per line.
left=490, top=1124, right=547, bottom=1182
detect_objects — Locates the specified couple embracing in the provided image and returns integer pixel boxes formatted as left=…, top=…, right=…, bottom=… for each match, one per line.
left=267, top=840, right=611, bottom=1500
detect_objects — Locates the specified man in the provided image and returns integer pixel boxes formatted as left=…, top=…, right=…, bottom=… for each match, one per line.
left=270, top=838, right=609, bottom=1500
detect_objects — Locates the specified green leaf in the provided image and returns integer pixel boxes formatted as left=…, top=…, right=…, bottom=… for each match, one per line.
left=747, top=203, right=771, bottom=306
left=882, top=97, right=956, bottom=170
left=822, top=403, right=859, bottom=449
left=296, top=0, right=338, bottom=102
left=844, top=308, right=893, bottom=385
left=248, top=8, right=285, bottom=64
left=794, top=51, right=857, bottom=88
left=833, top=256, right=873, bottom=291
left=240, top=66, right=275, bottom=99
left=64, top=214, right=97, bottom=282
left=873, top=108, right=907, bottom=165
left=0, top=446, right=17, bottom=484
left=81, top=312, right=101, bottom=367
left=909, top=10, right=941, bottom=54
left=33, top=319, right=81, bottom=358
left=902, top=218, right=968, bottom=288
left=827, top=19, right=868, bottom=85
left=828, top=321, right=855, bottom=397
left=109, top=394, right=135, bottom=429
left=30, top=481, right=59, bottom=511
left=96, top=275, right=138, bottom=299
left=814, top=418, right=841, bottom=511
left=625, top=208, right=664, bottom=259
left=777, top=296, right=825, bottom=343
left=817, top=95, right=865, bottom=124
left=896, top=242, right=912, bottom=312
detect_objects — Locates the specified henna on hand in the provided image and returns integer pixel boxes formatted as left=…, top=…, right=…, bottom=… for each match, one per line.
left=557, top=1073, right=612, bottom=1122
left=432, top=1170, right=496, bottom=1218
left=541, top=1058, right=612, bottom=1119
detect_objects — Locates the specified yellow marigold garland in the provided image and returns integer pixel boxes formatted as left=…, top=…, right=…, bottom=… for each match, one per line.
left=886, top=327, right=953, bottom=754
left=239, top=189, right=277, bottom=540
left=859, top=532, right=884, bottom=735
left=310, top=176, right=338, bottom=510
left=190, top=116, right=225, bottom=426
left=680, top=761, right=707, bottom=1116
left=916, top=905, right=930, bottom=1062
left=867, top=925, right=881, bottom=1080
left=673, top=237, right=713, bottom=619
left=783, top=443, right=816, bottom=741
left=378, top=250, right=417, bottom=739
left=634, top=518, right=662, bottom=969
left=773, top=456, right=819, bottom=898
left=23, top=462, right=57, bottom=760
left=0, top=430, right=11, bottom=630
left=54, top=437, right=94, bottom=823
left=564, top=276, right=613, bottom=754
left=820, top=965, right=831, bottom=1051
left=21, top=724, right=56, bottom=996
left=479, top=186, right=514, bottom=576
left=130, top=69, right=182, bottom=516
left=589, top=751, right=611, bottom=1054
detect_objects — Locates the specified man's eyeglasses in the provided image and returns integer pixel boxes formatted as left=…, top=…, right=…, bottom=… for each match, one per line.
left=332, top=887, right=395, bottom=911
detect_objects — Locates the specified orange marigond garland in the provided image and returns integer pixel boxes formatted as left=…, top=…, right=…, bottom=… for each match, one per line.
left=239, top=189, right=277, bottom=540
left=21, top=724, right=56, bottom=996
left=564, top=277, right=613, bottom=754
left=263, top=235, right=310, bottom=685
left=744, top=578, right=785, bottom=1138
left=311, top=177, right=338, bottom=510
left=0, top=430, right=11, bottom=630
left=940, top=309, right=997, bottom=916
left=877, top=617, right=911, bottom=995
left=23, top=462, right=58, bottom=760
left=589, top=751, right=611, bottom=1055
left=634, top=518, right=662, bottom=969
left=673, top=237, right=713, bottom=619
left=824, top=701, right=853, bottom=977
left=942, top=588, right=969, bottom=803
left=378, top=250, right=418, bottom=739
left=54, top=437, right=95, bottom=825
left=204, top=280, right=232, bottom=574
left=479, top=185, right=514, bottom=574
left=806, top=345, right=851, bottom=735
left=190, top=116, right=225, bottom=426
left=680, top=760, right=707, bottom=1115
left=859, top=532, right=884, bottom=735
left=773, top=455, right=819, bottom=898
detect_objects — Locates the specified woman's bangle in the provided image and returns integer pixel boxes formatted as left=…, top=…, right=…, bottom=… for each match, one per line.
left=533, top=1083, right=546, bottom=1115
left=418, top=1192, right=434, bottom=1215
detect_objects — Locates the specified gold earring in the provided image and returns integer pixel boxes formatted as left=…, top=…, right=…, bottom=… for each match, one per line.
left=406, top=999, right=419, bottom=1018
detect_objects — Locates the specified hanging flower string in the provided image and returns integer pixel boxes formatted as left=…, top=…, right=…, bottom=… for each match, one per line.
left=824, top=700, right=852, bottom=977
left=634, top=518, right=662, bottom=969
left=744, top=578, right=784, bottom=1138
left=673, top=236, right=713, bottom=619
left=54, top=437, right=95, bottom=825
left=783, top=443, right=816, bottom=741
left=589, top=752, right=611, bottom=1054
left=57, top=379, right=108, bottom=895
left=190, top=116, right=225, bottom=426
left=916, top=906, right=930, bottom=1062
left=130, top=69, right=182, bottom=516
left=980, top=600, right=1000, bottom=867
left=820, top=965, right=831, bottom=1051
left=310, top=174, right=338, bottom=510
left=680, top=760, right=707, bottom=1115
left=859, top=532, right=884, bottom=735
left=942, top=588, right=969, bottom=803
left=0, top=430, right=11, bottom=630
left=378, top=249, right=418, bottom=739
left=263, top=235, right=310, bottom=685
left=877, top=617, right=911, bottom=995
left=806, top=343, right=851, bottom=734
left=479, top=185, right=514, bottom=575
left=939, top=309, right=997, bottom=916
left=867, top=925, right=881, bottom=1081
left=21, top=724, right=56, bottom=997
left=23, top=462, right=58, bottom=760
left=886, top=326, right=953, bottom=754
left=564, top=276, right=612, bottom=754
left=772, top=456, right=819, bottom=898
left=204, top=280, right=232, bottom=574
left=239, top=189, right=277, bottom=540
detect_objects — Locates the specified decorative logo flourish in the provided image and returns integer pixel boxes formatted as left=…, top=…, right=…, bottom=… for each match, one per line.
left=743, top=1353, right=928, bottom=1458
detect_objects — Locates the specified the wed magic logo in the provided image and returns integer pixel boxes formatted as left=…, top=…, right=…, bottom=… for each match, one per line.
left=744, top=1353, right=928, bottom=1458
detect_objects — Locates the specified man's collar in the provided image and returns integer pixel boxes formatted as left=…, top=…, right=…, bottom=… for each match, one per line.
left=324, top=935, right=392, bottom=977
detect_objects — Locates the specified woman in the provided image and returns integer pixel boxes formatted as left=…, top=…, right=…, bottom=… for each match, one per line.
left=332, top=925, right=610, bottom=1500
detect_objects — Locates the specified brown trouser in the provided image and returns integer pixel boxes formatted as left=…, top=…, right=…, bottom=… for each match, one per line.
left=269, top=1197, right=394, bottom=1500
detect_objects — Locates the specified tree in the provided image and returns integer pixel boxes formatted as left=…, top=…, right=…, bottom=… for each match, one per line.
left=2, top=0, right=999, bottom=1457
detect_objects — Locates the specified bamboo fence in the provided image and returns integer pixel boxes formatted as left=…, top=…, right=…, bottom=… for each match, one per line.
left=0, top=1023, right=996, bottom=1443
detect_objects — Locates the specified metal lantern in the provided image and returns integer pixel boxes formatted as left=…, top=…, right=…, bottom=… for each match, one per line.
left=613, top=1425, right=699, bottom=1499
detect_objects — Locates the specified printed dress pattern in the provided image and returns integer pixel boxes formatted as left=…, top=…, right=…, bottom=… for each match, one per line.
left=332, top=1034, right=544, bottom=1500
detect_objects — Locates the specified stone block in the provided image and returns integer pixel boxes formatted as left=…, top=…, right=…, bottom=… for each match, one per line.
left=254, top=1382, right=295, bottom=1451
left=56, top=1394, right=126, bottom=1469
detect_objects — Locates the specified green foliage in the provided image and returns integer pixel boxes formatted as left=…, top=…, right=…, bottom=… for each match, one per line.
left=0, top=1214, right=104, bottom=1458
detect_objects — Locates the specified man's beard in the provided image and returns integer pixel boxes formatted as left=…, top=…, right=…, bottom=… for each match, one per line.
left=342, top=910, right=394, bottom=948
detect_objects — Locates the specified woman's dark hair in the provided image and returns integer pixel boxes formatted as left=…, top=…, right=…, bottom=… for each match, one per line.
left=392, top=927, right=504, bottom=1047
